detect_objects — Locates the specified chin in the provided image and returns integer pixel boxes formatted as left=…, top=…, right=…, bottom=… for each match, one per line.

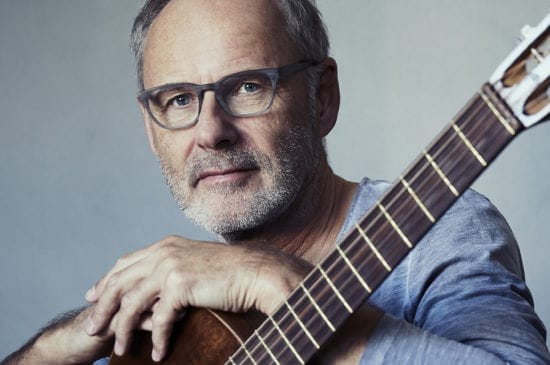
left=184, top=196, right=287, bottom=239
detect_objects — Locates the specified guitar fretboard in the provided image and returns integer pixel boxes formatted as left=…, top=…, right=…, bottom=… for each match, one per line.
left=227, top=83, right=523, bottom=365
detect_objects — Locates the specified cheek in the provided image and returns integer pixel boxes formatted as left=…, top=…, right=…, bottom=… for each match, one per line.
left=151, top=129, right=194, bottom=169
left=238, top=115, right=288, bottom=156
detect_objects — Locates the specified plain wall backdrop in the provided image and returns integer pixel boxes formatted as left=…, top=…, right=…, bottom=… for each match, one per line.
left=1, top=0, right=549, bottom=358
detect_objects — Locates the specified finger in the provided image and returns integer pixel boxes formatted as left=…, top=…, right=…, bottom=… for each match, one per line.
left=137, top=301, right=162, bottom=332
left=150, top=297, right=183, bottom=362
left=87, top=262, right=157, bottom=335
left=86, top=241, right=167, bottom=302
left=87, top=246, right=175, bottom=336
left=137, top=310, right=185, bottom=332
left=86, top=272, right=126, bottom=335
left=138, top=312, right=153, bottom=331
left=113, top=285, right=159, bottom=356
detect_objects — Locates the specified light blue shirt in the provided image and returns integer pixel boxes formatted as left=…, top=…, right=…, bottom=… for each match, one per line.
left=345, top=179, right=549, bottom=364
left=95, top=178, right=549, bottom=364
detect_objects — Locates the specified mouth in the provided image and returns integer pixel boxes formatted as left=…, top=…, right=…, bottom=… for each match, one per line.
left=194, top=167, right=258, bottom=186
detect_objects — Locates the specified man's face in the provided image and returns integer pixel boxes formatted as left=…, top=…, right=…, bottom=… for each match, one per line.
left=141, top=0, right=323, bottom=237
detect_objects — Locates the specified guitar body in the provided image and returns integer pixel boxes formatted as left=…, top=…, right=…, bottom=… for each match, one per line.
left=109, top=309, right=265, bottom=365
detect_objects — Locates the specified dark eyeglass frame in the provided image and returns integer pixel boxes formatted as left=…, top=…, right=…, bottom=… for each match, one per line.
left=137, top=60, right=318, bottom=130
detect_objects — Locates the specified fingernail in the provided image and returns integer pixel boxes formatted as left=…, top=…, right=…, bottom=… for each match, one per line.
left=152, top=349, right=161, bottom=362
left=114, top=341, right=124, bottom=356
left=85, top=286, right=95, bottom=301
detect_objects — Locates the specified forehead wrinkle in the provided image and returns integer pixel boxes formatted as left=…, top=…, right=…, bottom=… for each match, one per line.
left=142, top=0, right=299, bottom=88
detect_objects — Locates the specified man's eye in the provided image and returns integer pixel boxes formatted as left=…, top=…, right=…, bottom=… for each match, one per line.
left=170, top=93, right=193, bottom=107
left=239, top=82, right=261, bottom=93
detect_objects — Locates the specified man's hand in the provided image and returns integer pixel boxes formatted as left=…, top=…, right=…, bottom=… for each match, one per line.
left=85, top=235, right=312, bottom=361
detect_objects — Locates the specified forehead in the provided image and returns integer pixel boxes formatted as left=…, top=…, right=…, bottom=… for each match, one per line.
left=142, top=0, right=299, bottom=88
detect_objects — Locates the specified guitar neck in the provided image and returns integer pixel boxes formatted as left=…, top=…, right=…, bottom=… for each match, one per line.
left=226, top=83, right=524, bottom=365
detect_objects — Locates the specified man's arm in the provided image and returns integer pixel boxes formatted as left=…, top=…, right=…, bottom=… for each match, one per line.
left=356, top=188, right=550, bottom=364
left=84, top=237, right=314, bottom=362
left=1, top=306, right=113, bottom=365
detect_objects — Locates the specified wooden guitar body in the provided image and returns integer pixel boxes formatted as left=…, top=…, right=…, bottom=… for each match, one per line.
left=109, top=309, right=265, bottom=365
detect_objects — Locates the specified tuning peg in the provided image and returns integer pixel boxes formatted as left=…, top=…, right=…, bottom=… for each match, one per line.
left=518, top=25, right=534, bottom=42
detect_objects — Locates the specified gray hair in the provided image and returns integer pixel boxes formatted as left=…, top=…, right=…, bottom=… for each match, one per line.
left=130, top=0, right=330, bottom=89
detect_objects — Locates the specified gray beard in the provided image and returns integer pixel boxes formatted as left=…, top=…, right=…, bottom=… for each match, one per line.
left=160, top=124, right=320, bottom=239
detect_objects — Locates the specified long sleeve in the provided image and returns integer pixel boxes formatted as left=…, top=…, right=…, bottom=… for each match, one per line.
left=339, top=178, right=549, bottom=364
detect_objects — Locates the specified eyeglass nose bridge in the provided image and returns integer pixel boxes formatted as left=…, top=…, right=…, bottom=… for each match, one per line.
left=194, top=81, right=233, bottom=123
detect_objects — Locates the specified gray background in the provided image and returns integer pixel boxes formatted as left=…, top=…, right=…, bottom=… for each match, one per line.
left=1, top=0, right=549, bottom=358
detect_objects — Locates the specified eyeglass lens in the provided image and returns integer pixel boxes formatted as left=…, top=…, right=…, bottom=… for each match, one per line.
left=147, top=71, right=276, bottom=128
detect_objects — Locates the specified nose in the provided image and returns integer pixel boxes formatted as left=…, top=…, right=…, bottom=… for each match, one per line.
left=194, top=91, right=239, bottom=150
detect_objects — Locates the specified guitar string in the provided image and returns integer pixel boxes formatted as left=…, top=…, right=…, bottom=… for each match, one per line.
left=232, top=91, right=508, bottom=364
left=233, top=93, right=495, bottom=365
left=319, top=100, right=498, bottom=306
left=235, top=94, right=495, bottom=365
left=243, top=98, right=502, bottom=364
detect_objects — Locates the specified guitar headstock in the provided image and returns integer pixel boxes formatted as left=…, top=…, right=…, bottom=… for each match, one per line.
left=490, top=12, right=550, bottom=129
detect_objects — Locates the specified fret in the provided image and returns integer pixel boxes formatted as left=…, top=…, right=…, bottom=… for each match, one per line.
left=400, top=176, right=435, bottom=222
left=255, top=329, right=280, bottom=365
left=377, top=202, right=413, bottom=248
left=354, top=223, right=392, bottom=271
left=530, top=46, right=545, bottom=63
left=269, top=317, right=305, bottom=365
left=451, top=122, right=488, bottom=166
left=318, top=267, right=353, bottom=313
left=402, top=155, right=457, bottom=220
left=284, top=301, right=320, bottom=349
left=423, top=150, right=460, bottom=196
left=241, top=343, right=257, bottom=365
left=335, top=245, right=372, bottom=293
left=289, top=280, right=335, bottom=351
left=300, top=283, right=336, bottom=332
left=301, top=269, right=349, bottom=330
left=340, top=233, right=392, bottom=291
left=478, top=90, right=516, bottom=135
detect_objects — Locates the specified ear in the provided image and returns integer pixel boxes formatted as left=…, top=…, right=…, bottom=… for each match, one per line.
left=316, top=57, right=340, bottom=138
left=138, top=102, right=160, bottom=157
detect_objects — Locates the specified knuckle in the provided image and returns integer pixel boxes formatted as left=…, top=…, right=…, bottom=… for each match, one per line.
left=120, top=293, right=138, bottom=310
left=105, top=273, right=121, bottom=292
left=165, top=234, right=183, bottom=241
left=152, top=311, right=170, bottom=326
left=92, top=304, right=109, bottom=319
left=165, top=270, right=186, bottom=288
left=158, top=235, right=182, bottom=247
left=115, top=252, right=132, bottom=266
left=115, top=322, right=133, bottom=337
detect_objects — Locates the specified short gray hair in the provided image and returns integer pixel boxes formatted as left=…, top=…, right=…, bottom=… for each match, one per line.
left=130, top=0, right=330, bottom=89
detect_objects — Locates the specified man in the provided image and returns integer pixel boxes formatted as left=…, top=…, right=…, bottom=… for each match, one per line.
left=2, top=0, right=549, bottom=364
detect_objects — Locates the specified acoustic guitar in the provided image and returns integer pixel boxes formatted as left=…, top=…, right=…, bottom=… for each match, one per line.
left=110, top=13, right=550, bottom=365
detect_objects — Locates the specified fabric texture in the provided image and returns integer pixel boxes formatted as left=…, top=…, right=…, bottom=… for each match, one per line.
left=342, top=179, right=549, bottom=364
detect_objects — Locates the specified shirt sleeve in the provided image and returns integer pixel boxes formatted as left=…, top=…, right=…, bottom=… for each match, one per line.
left=359, top=189, right=549, bottom=364
left=361, top=314, right=504, bottom=364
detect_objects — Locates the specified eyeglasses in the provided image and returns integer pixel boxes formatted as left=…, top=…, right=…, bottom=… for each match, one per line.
left=137, top=60, right=318, bottom=130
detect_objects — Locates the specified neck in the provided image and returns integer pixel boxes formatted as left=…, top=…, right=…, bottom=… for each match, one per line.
left=226, top=159, right=357, bottom=264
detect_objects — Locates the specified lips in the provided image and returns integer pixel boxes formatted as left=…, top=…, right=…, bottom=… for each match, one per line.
left=187, top=149, right=262, bottom=187
left=194, top=167, right=257, bottom=186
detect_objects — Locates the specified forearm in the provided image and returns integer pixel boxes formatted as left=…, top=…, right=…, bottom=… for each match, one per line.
left=1, top=306, right=112, bottom=365
left=312, top=304, right=384, bottom=365
left=360, top=314, right=506, bottom=365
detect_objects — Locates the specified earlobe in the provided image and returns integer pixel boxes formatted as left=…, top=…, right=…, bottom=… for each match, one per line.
left=316, top=57, right=340, bottom=138
left=139, top=103, right=160, bottom=157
